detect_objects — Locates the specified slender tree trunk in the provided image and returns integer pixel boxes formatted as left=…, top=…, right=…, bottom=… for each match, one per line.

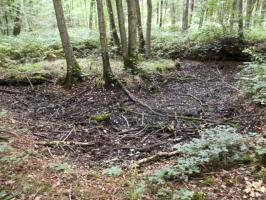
left=5, top=12, right=9, bottom=35
left=199, top=0, right=206, bottom=28
left=230, top=0, right=237, bottom=32
left=254, top=0, right=261, bottom=26
left=159, top=0, right=163, bottom=28
left=238, top=0, right=244, bottom=39
left=127, top=0, right=138, bottom=72
left=261, top=0, right=266, bottom=26
left=53, top=0, right=82, bottom=89
left=189, top=0, right=194, bottom=25
left=170, top=2, right=176, bottom=28
left=106, top=0, right=121, bottom=50
left=145, top=0, right=152, bottom=59
left=182, top=0, right=189, bottom=31
left=115, top=0, right=128, bottom=68
left=246, top=0, right=256, bottom=28
left=89, top=0, right=95, bottom=30
left=96, top=0, right=115, bottom=86
left=156, top=1, right=159, bottom=25
left=136, top=0, right=145, bottom=53
left=13, top=2, right=22, bottom=36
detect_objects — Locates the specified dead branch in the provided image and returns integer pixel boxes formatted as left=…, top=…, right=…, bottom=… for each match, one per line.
left=0, top=89, right=24, bottom=95
left=36, top=141, right=95, bottom=147
left=133, top=150, right=181, bottom=168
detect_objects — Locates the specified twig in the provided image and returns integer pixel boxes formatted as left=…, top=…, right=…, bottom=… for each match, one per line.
left=121, top=115, right=130, bottom=127
left=46, top=146, right=55, bottom=159
left=26, top=76, right=35, bottom=91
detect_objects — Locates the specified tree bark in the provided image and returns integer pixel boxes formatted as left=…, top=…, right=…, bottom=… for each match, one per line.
left=145, top=0, right=152, bottom=59
left=261, top=0, right=266, bottom=26
left=115, top=0, right=128, bottom=68
left=189, top=0, right=195, bottom=25
left=159, top=0, right=163, bottom=28
left=230, top=0, right=238, bottom=32
left=96, top=0, right=115, bottom=86
left=238, top=0, right=244, bottom=39
left=106, top=0, right=121, bottom=51
left=199, top=0, right=206, bottom=28
left=170, top=2, right=176, bottom=28
left=245, top=0, right=256, bottom=28
left=182, top=0, right=189, bottom=31
left=89, top=0, right=95, bottom=30
left=13, top=2, right=22, bottom=36
left=127, top=0, right=138, bottom=72
left=136, top=0, right=145, bottom=53
left=53, top=0, right=82, bottom=89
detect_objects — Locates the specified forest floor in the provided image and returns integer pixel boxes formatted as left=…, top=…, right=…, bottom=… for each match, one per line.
left=0, top=60, right=265, bottom=199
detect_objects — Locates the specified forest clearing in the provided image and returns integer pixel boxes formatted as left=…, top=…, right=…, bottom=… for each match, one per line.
left=0, top=0, right=266, bottom=199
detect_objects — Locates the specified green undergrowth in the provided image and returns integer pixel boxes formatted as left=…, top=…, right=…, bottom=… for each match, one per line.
left=149, top=126, right=265, bottom=185
left=1, top=27, right=266, bottom=68
left=238, top=48, right=266, bottom=105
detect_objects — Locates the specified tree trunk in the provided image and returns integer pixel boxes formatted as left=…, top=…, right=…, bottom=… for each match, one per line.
left=253, top=0, right=261, bottom=26
left=199, top=0, right=206, bottom=28
left=53, top=0, right=82, bottom=89
left=127, top=0, right=138, bottom=72
left=96, top=0, right=115, bottom=86
left=261, top=0, right=266, bottom=26
left=245, top=0, right=256, bottom=28
left=182, top=0, right=189, bottom=31
left=145, top=0, right=152, bottom=59
left=115, top=0, right=128, bottom=68
left=159, top=0, right=163, bottom=28
left=230, top=0, right=237, bottom=32
left=189, top=0, right=194, bottom=25
left=238, top=0, right=244, bottom=39
left=136, top=0, right=145, bottom=53
left=13, top=2, right=22, bottom=36
left=170, top=2, right=176, bottom=28
left=106, top=0, right=121, bottom=51
left=89, top=0, right=95, bottom=30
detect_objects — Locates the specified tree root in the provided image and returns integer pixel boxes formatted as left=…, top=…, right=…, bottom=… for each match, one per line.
left=119, top=82, right=208, bottom=122
left=133, top=150, right=181, bottom=168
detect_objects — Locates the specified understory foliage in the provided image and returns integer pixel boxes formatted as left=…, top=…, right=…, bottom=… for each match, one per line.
left=238, top=49, right=266, bottom=105
left=149, top=126, right=266, bottom=184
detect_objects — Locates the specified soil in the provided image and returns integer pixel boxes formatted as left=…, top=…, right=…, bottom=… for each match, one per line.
left=0, top=60, right=265, bottom=166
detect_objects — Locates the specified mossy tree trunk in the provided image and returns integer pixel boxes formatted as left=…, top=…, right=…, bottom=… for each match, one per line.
left=53, top=0, right=82, bottom=89
left=96, top=0, right=115, bottom=87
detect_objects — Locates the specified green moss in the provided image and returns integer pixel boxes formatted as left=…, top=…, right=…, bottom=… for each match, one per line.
left=192, top=192, right=205, bottom=200
left=90, top=113, right=111, bottom=122
left=202, top=177, right=215, bottom=186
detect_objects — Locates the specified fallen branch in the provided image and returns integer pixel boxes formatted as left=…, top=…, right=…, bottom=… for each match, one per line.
left=36, top=141, right=94, bottom=147
left=133, top=150, right=180, bottom=168
left=0, top=89, right=24, bottom=95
